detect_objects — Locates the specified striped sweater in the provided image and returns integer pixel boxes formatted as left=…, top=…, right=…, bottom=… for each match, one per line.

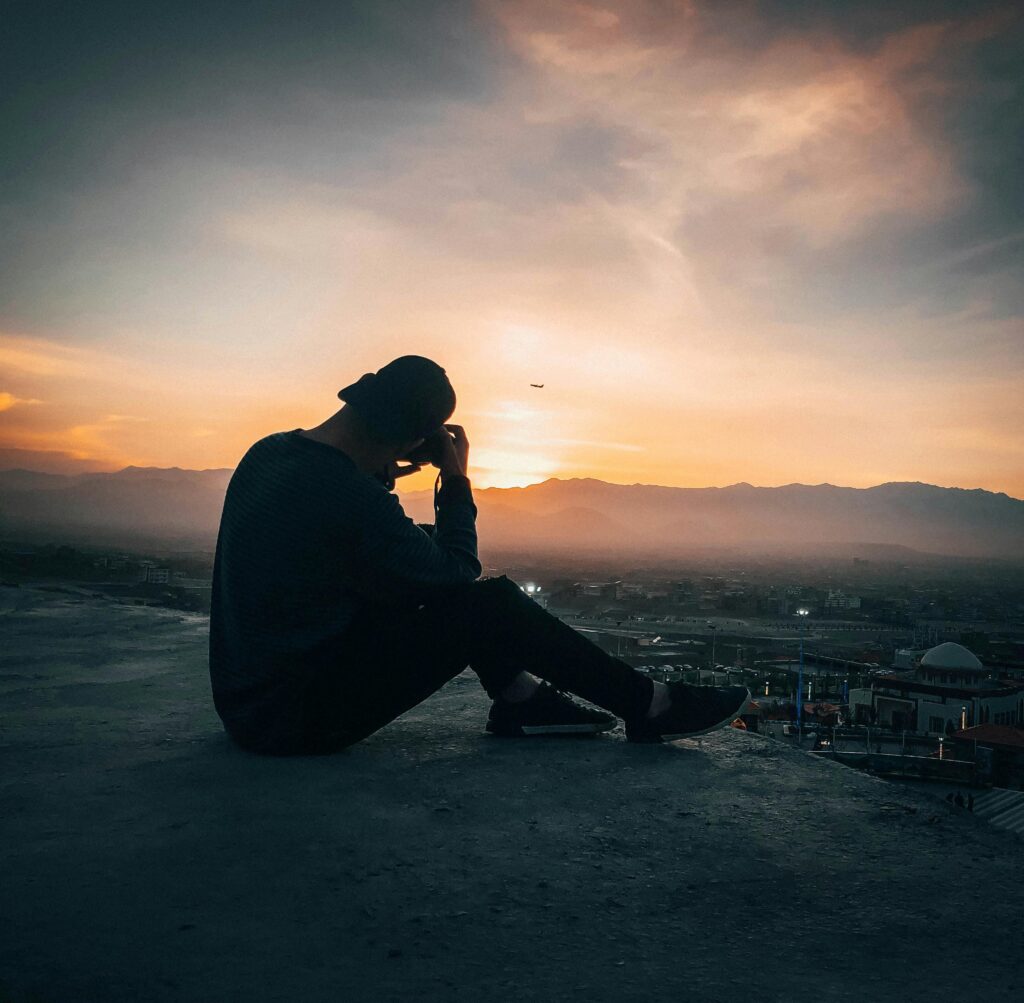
left=208, top=429, right=479, bottom=743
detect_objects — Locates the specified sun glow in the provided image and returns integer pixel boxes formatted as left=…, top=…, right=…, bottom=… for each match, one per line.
left=463, top=447, right=561, bottom=490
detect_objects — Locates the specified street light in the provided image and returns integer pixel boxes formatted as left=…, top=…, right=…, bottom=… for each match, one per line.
left=706, top=621, right=717, bottom=674
left=796, top=607, right=810, bottom=733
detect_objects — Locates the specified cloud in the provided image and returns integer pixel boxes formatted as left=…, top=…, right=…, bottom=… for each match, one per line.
left=0, top=392, right=43, bottom=411
left=0, top=337, right=98, bottom=378
left=0, top=330, right=315, bottom=471
left=488, top=1, right=977, bottom=297
left=542, top=437, right=645, bottom=453
left=0, top=447, right=116, bottom=474
left=928, top=228, right=1024, bottom=274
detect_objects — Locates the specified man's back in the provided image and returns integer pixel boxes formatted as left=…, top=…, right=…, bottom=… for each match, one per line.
left=209, top=428, right=479, bottom=750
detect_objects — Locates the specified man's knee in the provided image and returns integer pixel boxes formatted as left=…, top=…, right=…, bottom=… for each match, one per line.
left=473, top=575, right=527, bottom=603
left=467, top=575, right=542, bottom=617
left=477, top=574, right=520, bottom=592
left=432, top=575, right=531, bottom=622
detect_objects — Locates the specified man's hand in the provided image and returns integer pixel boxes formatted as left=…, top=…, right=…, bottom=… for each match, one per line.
left=437, top=424, right=469, bottom=479
left=377, top=460, right=422, bottom=491
left=387, top=461, right=419, bottom=479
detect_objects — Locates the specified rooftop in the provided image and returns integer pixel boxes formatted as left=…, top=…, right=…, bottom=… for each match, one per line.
left=954, top=725, right=1024, bottom=750
left=920, top=641, right=984, bottom=671
left=872, top=673, right=1024, bottom=699
left=2, top=585, right=1024, bottom=1003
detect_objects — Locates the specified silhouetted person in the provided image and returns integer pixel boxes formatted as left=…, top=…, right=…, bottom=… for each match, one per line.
left=209, top=356, right=749, bottom=755
left=955, top=792, right=965, bottom=808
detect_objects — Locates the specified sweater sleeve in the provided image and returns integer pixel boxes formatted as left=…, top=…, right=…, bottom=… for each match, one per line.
left=349, top=474, right=481, bottom=602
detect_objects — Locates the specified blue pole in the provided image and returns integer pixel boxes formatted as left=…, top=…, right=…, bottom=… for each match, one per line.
left=797, top=631, right=804, bottom=732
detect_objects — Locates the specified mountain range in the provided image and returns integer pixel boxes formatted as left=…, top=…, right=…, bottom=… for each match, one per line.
left=1, top=466, right=1021, bottom=559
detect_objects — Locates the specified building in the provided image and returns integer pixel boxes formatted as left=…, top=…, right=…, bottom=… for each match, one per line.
left=951, top=725, right=1024, bottom=788
left=892, top=648, right=927, bottom=671
left=848, top=642, right=1024, bottom=736
left=758, top=594, right=790, bottom=616
left=578, top=581, right=622, bottom=600
left=824, top=590, right=861, bottom=611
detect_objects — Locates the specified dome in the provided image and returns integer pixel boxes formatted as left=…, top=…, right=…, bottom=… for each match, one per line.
left=920, top=642, right=983, bottom=671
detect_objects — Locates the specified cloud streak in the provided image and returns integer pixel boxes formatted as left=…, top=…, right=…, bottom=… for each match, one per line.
left=0, top=393, right=43, bottom=412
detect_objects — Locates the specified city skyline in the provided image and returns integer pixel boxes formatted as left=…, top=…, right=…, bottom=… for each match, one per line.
left=2, top=1, right=1022, bottom=494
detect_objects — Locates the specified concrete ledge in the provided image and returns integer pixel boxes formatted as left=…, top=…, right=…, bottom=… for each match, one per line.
left=2, top=586, right=1023, bottom=1003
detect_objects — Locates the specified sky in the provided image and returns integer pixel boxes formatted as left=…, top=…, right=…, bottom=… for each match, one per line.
left=1, top=0, right=1022, bottom=495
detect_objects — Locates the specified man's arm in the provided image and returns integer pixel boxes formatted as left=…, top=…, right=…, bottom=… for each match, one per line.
left=349, top=426, right=479, bottom=601
left=350, top=473, right=480, bottom=601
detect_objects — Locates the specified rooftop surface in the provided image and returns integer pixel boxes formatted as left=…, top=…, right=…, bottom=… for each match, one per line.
left=2, top=585, right=1023, bottom=1003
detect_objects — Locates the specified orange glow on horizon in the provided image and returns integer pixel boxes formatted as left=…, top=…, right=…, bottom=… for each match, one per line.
left=1, top=327, right=1023, bottom=499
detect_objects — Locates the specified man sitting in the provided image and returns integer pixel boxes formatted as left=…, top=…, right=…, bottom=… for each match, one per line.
left=208, top=355, right=749, bottom=755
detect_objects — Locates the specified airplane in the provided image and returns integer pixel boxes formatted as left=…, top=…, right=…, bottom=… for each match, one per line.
left=530, top=383, right=544, bottom=388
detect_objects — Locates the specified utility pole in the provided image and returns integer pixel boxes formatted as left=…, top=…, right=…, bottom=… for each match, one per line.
left=796, top=608, right=810, bottom=733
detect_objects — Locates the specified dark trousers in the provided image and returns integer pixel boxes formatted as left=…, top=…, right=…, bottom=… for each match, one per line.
left=297, top=576, right=653, bottom=753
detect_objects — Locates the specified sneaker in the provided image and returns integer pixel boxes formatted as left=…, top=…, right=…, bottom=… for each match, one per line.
left=626, top=683, right=751, bottom=743
left=486, top=682, right=617, bottom=737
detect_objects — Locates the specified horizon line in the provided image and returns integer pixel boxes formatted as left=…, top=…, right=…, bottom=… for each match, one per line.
left=1, top=462, right=1021, bottom=503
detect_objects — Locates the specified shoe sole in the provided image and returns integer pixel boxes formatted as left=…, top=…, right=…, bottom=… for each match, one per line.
left=486, top=720, right=617, bottom=737
left=655, top=692, right=752, bottom=743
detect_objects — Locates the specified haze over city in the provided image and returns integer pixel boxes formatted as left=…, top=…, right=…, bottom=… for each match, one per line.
left=2, top=1, right=1022, bottom=495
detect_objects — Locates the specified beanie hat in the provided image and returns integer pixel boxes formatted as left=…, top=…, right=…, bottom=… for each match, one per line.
left=338, top=356, right=455, bottom=442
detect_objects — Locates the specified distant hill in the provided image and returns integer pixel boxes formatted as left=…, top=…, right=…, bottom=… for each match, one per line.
left=401, top=478, right=1024, bottom=559
left=1, top=466, right=1021, bottom=558
left=0, top=466, right=233, bottom=549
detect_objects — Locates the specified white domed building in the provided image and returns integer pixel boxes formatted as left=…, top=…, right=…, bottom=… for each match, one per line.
left=849, top=641, right=1024, bottom=736
left=917, top=642, right=984, bottom=686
